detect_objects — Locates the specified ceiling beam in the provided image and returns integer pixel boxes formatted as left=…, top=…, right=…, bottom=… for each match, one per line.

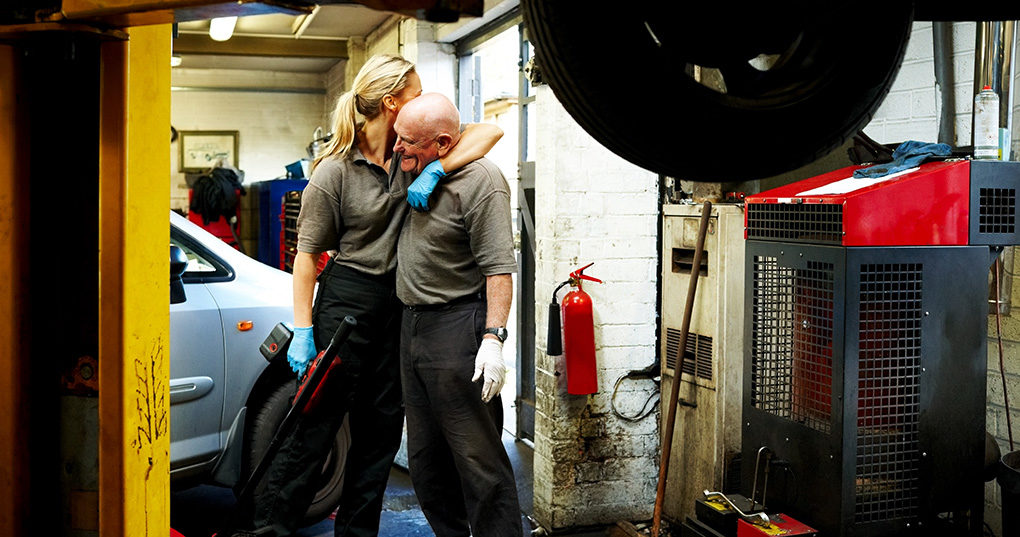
left=173, top=33, right=347, bottom=59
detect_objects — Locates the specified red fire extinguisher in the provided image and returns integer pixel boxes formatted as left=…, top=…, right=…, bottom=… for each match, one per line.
left=548, top=262, right=602, bottom=395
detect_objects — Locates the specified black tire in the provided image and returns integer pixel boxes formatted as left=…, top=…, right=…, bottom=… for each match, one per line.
left=521, top=2, right=914, bottom=181
left=246, top=379, right=351, bottom=526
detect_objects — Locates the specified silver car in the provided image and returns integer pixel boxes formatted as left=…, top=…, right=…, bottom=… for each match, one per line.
left=169, top=210, right=349, bottom=524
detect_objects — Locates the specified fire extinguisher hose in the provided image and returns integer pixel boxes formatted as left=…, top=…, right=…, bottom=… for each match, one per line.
left=651, top=202, right=712, bottom=537
left=546, top=280, right=572, bottom=356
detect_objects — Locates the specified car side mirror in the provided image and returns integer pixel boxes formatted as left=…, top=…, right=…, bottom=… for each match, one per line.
left=171, top=245, right=188, bottom=304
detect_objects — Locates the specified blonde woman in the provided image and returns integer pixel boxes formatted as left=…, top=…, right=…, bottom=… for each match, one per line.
left=250, top=54, right=502, bottom=537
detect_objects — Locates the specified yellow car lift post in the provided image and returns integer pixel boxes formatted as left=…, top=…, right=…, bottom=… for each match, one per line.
left=0, top=15, right=173, bottom=536
left=0, top=1, right=474, bottom=534
left=0, top=2, right=301, bottom=535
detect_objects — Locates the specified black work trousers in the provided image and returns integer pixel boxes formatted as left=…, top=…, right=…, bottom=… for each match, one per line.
left=400, top=299, right=522, bottom=537
left=254, top=261, right=404, bottom=537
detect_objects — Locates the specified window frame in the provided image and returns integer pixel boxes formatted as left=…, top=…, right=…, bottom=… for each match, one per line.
left=170, top=224, right=235, bottom=284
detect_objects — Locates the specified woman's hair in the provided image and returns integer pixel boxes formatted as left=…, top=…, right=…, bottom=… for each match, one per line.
left=314, top=54, right=416, bottom=170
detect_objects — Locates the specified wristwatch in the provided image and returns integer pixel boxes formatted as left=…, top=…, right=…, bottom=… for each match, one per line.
left=483, top=326, right=508, bottom=343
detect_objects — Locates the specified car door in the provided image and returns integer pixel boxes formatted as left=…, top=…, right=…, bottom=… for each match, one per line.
left=169, top=227, right=228, bottom=471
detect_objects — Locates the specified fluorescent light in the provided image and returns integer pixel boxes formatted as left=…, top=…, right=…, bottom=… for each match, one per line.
left=170, top=55, right=182, bottom=67
left=209, top=16, right=237, bottom=42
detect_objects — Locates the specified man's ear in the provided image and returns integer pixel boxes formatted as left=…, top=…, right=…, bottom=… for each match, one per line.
left=435, top=133, right=456, bottom=157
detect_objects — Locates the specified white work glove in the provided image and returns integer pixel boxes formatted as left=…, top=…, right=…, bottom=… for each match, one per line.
left=471, top=337, right=506, bottom=403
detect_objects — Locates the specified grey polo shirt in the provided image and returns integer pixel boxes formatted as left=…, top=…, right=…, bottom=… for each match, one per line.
left=296, top=147, right=414, bottom=275
left=396, top=157, right=518, bottom=305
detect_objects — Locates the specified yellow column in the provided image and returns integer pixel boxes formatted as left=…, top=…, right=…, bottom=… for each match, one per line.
left=98, top=24, right=171, bottom=536
left=0, top=43, right=29, bottom=537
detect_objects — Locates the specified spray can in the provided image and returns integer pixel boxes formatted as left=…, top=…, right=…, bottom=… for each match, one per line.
left=974, top=85, right=1000, bottom=160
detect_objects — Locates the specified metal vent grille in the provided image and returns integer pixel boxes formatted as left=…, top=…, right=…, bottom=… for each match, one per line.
left=979, top=187, right=1016, bottom=234
left=746, top=203, right=843, bottom=244
left=854, top=263, right=922, bottom=524
left=664, top=329, right=712, bottom=381
left=750, top=256, right=835, bottom=433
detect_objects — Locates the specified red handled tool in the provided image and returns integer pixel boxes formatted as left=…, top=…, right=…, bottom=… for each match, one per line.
left=211, top=315, right=356, bottom=537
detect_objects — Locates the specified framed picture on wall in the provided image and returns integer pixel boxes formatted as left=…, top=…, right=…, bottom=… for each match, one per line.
left=179, top=130, right=239, bottom=173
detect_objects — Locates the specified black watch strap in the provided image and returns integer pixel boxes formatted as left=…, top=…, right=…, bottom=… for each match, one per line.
left=483, top=327, right=508, bottom=342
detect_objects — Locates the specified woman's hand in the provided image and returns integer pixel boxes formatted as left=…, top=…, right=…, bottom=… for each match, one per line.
left=407, top=160, right=446, bottom=211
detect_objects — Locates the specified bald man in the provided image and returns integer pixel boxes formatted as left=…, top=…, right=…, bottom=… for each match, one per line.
left=393, top=93, right=522, bottom=537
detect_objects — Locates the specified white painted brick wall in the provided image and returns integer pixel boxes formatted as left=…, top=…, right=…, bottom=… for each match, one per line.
left=864, top=22, right=980, bottom=148
left=169, top=69, right=327, bottom=210
left=323, top=59, right=347, bottom=121
left=532, top=84, right=659, bottom=530
left=864, top=23, right=938, bottom=144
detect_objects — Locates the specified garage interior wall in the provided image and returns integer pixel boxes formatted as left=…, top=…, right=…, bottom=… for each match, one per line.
left=163, top=12, right=1020, bottom=534
left=523, top=17, right=1020, bottom=534
left=169, top=69, right=329, bottom=211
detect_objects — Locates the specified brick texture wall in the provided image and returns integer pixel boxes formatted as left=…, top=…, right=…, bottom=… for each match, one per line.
left=863, top=22, right=979, bottom=148
left=532, top=84, right=660, bottom=529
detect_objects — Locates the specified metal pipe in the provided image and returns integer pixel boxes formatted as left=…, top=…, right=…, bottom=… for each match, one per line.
left=651, top=201, right=711, bottom=537
left=292, top=5, right=320, bottom=39
left=973, top=22, right=1015, bottom=141
left=976, top=21, right=1017, bottom=314
left=933, top=22, right=956, bottom=145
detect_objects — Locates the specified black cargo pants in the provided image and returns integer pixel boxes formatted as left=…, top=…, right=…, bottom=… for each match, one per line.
left=253, top=261, right=404, bottom=537
left=400, top=297, right=522, bottom=537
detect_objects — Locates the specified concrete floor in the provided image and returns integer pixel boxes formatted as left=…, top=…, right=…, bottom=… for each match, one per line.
left=170, top=432, right=540, bottom=537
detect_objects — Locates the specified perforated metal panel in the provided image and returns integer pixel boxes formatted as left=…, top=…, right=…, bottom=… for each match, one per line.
left=970, top=160, right=1020, bottom=245
left=750, top=256, right=835, bottom=433
left=744, top=224, right=989, bottom=537
left=978, top=187, right=1016, bottom=234
left=746, top=203, right=843, bottom=244
left=854, top=263, right=923, bottom=523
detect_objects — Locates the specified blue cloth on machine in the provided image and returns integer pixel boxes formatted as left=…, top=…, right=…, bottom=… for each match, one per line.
left=852, top=140, right=952, bottom=178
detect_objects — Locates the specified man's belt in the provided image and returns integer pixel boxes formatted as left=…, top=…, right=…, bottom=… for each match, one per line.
left=404, top=290, right=484, bottom=311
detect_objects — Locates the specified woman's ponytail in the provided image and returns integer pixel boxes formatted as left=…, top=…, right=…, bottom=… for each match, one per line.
left=312, top=54, right=416, bottom=171
left=314, top=91, right=357, bottom=170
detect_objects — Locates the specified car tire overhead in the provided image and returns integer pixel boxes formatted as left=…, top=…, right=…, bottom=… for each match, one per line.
left=245, top=378, right=350, bottom=525
left=520, top=2, right=914, bottom=182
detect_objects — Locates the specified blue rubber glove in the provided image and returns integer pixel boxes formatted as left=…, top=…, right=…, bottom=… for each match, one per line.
left=407, top=160, right=446, bottom=211
left=287, top=326, right=316, bottom=376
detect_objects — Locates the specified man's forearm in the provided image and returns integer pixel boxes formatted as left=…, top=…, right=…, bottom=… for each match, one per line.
left=485, top=274, right=513, bottom=331
left=440, top=123, right=503, bottom=172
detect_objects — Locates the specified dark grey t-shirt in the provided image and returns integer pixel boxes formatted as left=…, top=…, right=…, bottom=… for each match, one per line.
left=396, top=157, right=518, bottom=305
left=296, top=147, right=414, bottom=275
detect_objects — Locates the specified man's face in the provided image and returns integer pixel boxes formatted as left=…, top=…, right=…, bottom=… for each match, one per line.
left=393, top=116, right=440, bottom=175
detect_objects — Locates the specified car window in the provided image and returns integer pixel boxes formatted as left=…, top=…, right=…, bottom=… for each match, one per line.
left=171, top=225, right=233, bottom=283
left=172, top=238, right=219, bottom=273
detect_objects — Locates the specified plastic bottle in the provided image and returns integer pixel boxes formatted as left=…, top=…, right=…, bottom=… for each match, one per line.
left=974, top=85, right=1000, bottom=160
